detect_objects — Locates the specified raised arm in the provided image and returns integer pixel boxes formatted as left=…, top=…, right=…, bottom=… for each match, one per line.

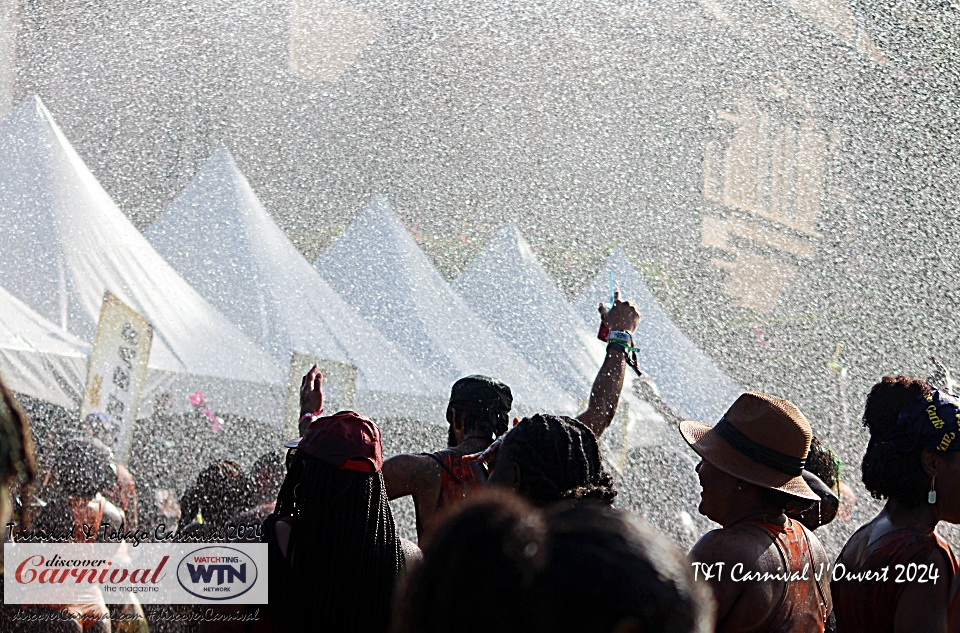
left=577, top=294, right=640, bottom=437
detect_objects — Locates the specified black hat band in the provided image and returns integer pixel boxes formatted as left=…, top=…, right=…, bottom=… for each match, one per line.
left=714, top=416, right=806, bottom=477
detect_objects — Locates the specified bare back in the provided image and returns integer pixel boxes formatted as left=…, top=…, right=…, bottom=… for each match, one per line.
left=691, top=518, right=832, bottom=633
left=383, top=447, right=487, bottom=543
left=833, top=514, right=956, bottom=633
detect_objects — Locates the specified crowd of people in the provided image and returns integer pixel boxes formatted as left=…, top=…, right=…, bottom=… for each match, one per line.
left=0, top=294, right=959, bottom=633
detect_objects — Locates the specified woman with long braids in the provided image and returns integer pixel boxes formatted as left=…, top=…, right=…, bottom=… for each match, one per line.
left=265, top=367, right=407, bottom=633
left=833, top=376, right=960, bottom=633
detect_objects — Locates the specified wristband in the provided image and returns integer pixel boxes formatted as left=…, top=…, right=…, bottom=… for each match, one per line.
left=607, top=330, right=633, bottom=350
left=299, top=409, right=324, bottom=430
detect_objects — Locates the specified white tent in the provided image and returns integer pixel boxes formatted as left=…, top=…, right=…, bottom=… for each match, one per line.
left=455, top=225, right=663, bottom=450
left=454, top=224, right=607, bottom=400
left=0, top=284, right=90, bottom=409
left=315, top=197, right=576, bottom=416
left=574, top=248, right=742, bottom=423
left=0, top=96, right=284, bottom=422
left=145, top=148, right=446, bottom=420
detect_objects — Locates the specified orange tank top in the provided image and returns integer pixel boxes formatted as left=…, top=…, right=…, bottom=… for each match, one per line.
left=834, top=526, right=957, bottom=633
left=742, top=519, right=829, bottom=633
left=425, top=450, right=485, bottom=511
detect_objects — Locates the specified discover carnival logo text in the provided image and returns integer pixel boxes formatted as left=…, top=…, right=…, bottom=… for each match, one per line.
left=4, top=543, right=267, bottom=604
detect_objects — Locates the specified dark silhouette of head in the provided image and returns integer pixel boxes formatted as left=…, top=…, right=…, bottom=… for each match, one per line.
left=392, top=490, right=547, bottom=633
left=249, top=451, right=284, bottom=506
left=489, top=414, right=616, bottom=507
left=446, top=375, right=512, bottom=445
left=861, top=375, right=932, bottom=508
left=540, top=504, right=714, bottom=633
left=392, top=491, right=711, bottom=633
left=55, top=436, right=114, bottom=499
left=178, top=459, right=251, bottom=528
left=0, top=379, right=35, bottom=526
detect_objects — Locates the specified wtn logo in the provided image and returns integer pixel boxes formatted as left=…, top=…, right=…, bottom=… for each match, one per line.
left=177, top=547, right=259, bottom=601
left=186, top=561, right=246, bottom=585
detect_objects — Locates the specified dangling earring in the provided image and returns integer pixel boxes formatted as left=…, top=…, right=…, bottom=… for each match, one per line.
left=928, top=475, right=937, bottom=505
left=737, top=482, right=744, bottom=492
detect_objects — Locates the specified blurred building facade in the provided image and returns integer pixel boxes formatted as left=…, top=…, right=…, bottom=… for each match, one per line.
left=5, top=0, right=960, bottom=424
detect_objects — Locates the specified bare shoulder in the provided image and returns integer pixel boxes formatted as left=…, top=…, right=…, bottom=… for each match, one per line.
left=834, top=518, right=878, bottom=568
left=690, top=527, right=778, bottom=629
left=894, top=543, right=952, bottom=632
left=382, top=453, right=441, bottom=499
left=691, top=525, right=773, bottom=565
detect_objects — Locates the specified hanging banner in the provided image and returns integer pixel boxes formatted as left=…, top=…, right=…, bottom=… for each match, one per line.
left=284, top=353, right=357, bottom=440
left=80, top=292, right=153, bottom=463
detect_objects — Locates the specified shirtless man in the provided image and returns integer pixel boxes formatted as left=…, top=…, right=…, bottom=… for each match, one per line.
left=382, top=295, right=640, bottom=543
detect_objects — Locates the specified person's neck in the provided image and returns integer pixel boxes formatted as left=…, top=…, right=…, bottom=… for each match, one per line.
left=456, top=434, right=491, bottom=452
left=883, top=498, right=940, bottom=532
left=721, top=502, right=787, bottom=529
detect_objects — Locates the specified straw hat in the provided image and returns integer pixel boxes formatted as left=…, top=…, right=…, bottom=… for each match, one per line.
left=679, top=392, right=818, bottom=501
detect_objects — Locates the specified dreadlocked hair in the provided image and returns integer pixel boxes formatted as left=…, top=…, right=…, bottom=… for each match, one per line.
left=276, top=453, right=402, bottom=633
left=504, top=414, right=616, bottom=507
left=178, top=459, right=252, bottom=529
left=862, top=375, right=932, bottom=508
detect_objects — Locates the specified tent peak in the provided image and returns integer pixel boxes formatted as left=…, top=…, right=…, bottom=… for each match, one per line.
left=197, top=146, right=245, bottom=179
left=363, top=194, right=398, bottom=221
left=482, top=222, right=537, bottom=263
left=208, top=145, right=235, bottom=162
left=493, top=222, right=522, bottom=241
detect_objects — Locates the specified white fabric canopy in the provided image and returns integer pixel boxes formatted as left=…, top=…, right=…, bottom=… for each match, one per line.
left=316, top=197, right=576, bottom=417
left=455, top=224, right=605, bottom=401
left=0, top=284, right=89, bottom=409
left=455, top=225, right=663, bottom=448
left=574, top=248, right=742, bottom=424
left=0, top=96, right=284, bottom=421
left=146, top=148, right=446, bottom=420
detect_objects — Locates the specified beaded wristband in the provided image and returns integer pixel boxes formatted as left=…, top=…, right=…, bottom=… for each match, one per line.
left=299, top=409, right=324, bottom=427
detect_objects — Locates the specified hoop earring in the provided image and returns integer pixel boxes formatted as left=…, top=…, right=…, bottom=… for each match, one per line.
left=929, top=475, right=937, bottom=505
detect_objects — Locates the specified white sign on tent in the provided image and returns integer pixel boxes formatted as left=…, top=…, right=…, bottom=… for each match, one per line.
left=80, top=292, right=152, bottom=462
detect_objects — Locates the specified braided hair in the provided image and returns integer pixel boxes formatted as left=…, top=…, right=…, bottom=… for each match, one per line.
left=274, top=452, right=403, bottom=632
left=502, top=414, right=616, bottom=507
